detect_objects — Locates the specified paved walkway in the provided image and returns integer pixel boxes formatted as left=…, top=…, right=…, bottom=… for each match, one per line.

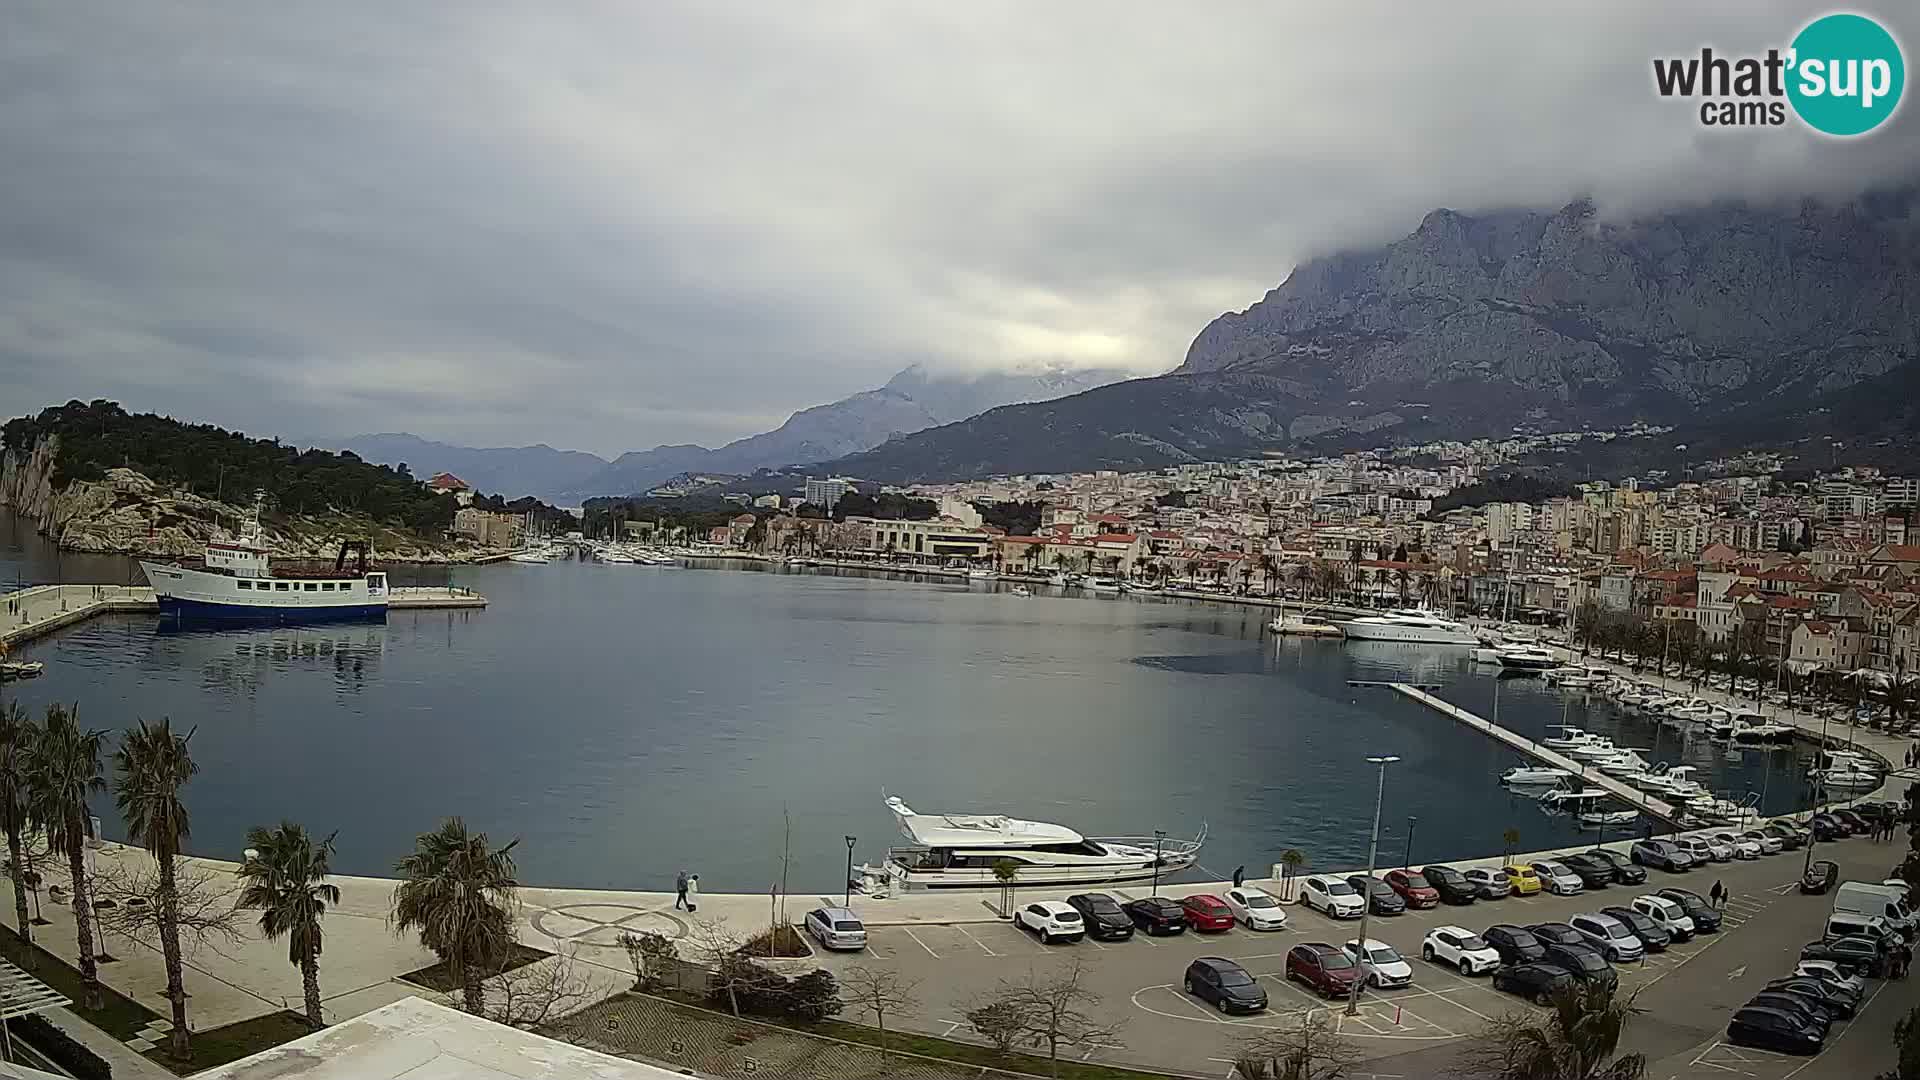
left=2, top=584, right=154, bottom=646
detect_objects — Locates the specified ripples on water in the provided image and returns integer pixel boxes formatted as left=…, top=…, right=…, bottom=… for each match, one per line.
left=0, top=518, right=1816, bottom=891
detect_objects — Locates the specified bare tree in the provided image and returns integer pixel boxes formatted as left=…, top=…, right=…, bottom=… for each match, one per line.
left=616, top=929, right=678, bottom=991
left=435, top=948, right=595, bottom=1030
left=987, top=959, right=1124, bottom=1077
left=686, top=917, right=749, bottom=1016
left=91, top=857, right=245, bottom=959
left=841, top=965, right=919, bottom=1065
left=1233, top=1011, right=1359, bottom=1080
left=965, top=999, right=1025, bottom=1053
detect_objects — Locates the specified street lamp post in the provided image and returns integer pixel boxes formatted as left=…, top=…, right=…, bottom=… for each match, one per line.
left=1802, top=706, right=1835, bottom=876
left=1151, top=829, right=1167, bottom=895
left=1403, top=817, right=1417, bottom=871
left=1348, top=755, right=1400, bottom=1017
left=843, top=836, right=857, bottom=907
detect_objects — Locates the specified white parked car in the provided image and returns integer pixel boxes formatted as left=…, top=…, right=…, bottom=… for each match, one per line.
left=1225, top=887, right=1289, bottom=931
left=1301, top=875, right=1365, bottom=919
left=1531, top=861, right=1585, bottom=896
left=1708, top=832, right=1762, bottom=860
left=1421, top=926, right=1501, bottom=975
left=1631, top=895, right=1696, bottom=939
left=802, top=907, right=868, bottom=951
left=1014, top=901, right=1085, bottom=944
left=1672, top=836, right=1719, bottom=865
left=1695, top=834, right=1738, bottom=862
left=1794, top=960, right=1866, bottom=996
left=1740, top=829, right=1784, bottom=855
left=1343, top=938, right=1414, bottom=988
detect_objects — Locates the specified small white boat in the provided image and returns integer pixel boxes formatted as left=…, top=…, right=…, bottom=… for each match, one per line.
left=1010, top=585, right=1032, bottom=597
left=1497, top=645, right=1560, bottom=671
left=599, top=550, right=638, bottom=564
left=1501, top=765, right=1573, bottom=785
left=0, top=660, right=45, bottom=681
left=967, top=568, right=997, bottom=580
left=1578, top=809, right=1641, bottom=829
left=1814, top=762, right=1883, bottom=790
left=1565, top=739, right=1620, bottom=762
left=1542, top=726, right=1591, bottom=751
left=1047, top=573, right=1070, bottom=587
left=508, top=550, right=550, bottom=564
left=1086, top=578, right=1122, bottom=594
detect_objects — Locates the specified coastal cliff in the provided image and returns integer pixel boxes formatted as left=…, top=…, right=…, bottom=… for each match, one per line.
left=0, top=438, right=480, bottom=562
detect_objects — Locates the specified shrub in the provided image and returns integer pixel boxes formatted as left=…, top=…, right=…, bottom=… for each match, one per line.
left=15, top=1013, right=113, bottom=1080
left=787, top=969, right=843, bottom=1023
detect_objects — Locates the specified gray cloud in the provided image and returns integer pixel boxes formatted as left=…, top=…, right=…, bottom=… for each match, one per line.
left=2, top=1, right=1916, bottom=456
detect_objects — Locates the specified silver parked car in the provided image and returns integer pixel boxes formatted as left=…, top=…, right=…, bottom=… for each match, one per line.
left=803, top=906, right=868, bottom=951
left=1463, top=867, right=1512, bottom=899
left=1569, top=912, right=1645, bottom=963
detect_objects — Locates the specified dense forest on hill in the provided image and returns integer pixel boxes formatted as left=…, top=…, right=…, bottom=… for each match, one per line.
left=3, top=400, right=456, bottom=534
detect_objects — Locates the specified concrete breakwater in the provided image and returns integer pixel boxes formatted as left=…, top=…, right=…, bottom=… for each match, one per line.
left=2, top=582, right=487, bottom=648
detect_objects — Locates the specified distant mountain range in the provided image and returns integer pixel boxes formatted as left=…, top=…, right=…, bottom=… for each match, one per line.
left=827, top=190, right=1920, bottom=483
left=334, top=364, right=1126, bottom=501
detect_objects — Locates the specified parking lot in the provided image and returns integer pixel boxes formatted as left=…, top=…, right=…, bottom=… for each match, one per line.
left=805, top=837, right=1915, bottom=1077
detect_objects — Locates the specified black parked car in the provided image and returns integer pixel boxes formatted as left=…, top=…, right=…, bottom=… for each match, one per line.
left=1600, top=906, right=1671, bottom=952
left=1801, top=860, right=1839, bottom=894
left=1539, top=942, right=1618, bottom=992
left=1745, top=992, right=1835, bottom=1029
left=1657, top=888, right=1721, bottom=932
left=1528, top=923, right=1588, bottom=949
left=1483, top=924, right=1547, bottom=966
left=1764, top=977, right=1859, bottom=1018
left=1123, top=897, right=1187, bottom=936
left=1490, top=962, right=1574, bottom=1005
left=1184, top=957, right=1268, bottom=1014
left=1800, top=935, right=1886, bottom=977
left=1727, top=1006, right=1825, bottom=1054
left=1417, top=863, right=1479, bottom=905
left=1809, top=813, right=1848, bottom=841
left=1560, top=853, right=1618, bottom=889
left=1835, top=809, right=1872, bottom=834
left=1587, top=848, right=1648, bottom=885
left=1348, top=874, right=1406, bottom=916
left=1065, top=893, right=1135, bottom=941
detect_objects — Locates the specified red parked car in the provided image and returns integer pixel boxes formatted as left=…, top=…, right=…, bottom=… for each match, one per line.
left=1286, top=943, right=1361, bottom=998
left=1384, top=869, right=1440, bottom=909
left=1180, top=894, right=1235, bottom=932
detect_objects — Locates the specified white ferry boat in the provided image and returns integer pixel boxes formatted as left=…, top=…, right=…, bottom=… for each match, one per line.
left=853, top=795, right=1203, bottom=892
left=1331, top=607, right=1478, bottom=645
left=138, top=500, right=388, bottom=621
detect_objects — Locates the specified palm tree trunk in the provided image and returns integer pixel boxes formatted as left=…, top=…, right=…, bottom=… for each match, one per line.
left=157, top=848, right=191, bottom=1057
left=6, top=819, right=33, bottom=966
left=300, top=950, right=324, bottom=1029
left=65, top=809, right=101, bottom=1011
left=460, top=957, right=484, bottom=1015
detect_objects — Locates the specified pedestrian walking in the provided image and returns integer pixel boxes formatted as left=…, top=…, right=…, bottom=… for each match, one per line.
left=685, top=874, right=700, bottom=913
left=1709, top=880, right=1725, bottom=909
left=1232, top=865, right=1245, bottom=889
left=674, top=870, right=689, bottom=911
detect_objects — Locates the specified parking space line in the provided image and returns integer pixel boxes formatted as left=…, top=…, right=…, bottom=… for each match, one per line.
left=954, top=924, right=1001, bottom=956
left=900, top=927, right=939, bottom=958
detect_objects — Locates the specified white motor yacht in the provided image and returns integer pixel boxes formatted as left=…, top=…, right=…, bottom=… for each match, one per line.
left=1731, top=721, right=1795, bottom=747
left=1597, top=750, right=1653, bottom=778
left=967, top=568, right=997, bottom=580
left=1085, top=577, right=1122, bottom=594
left=853, top=796, right=1204, bottom=892
left=1331, top=607, right=1478, bottom=645
left=1009, top=585, right=1033, bottom=597
left=1814, top=761, right=1883, bottom=791
left=1497, top=645, right=1560, bottom=671
left=1659, top=765, right=1709, bottom=800
left=1541, top=726, right=1591, bottom=751
left=1501, top=765, right=1573, bottom=785
left=1565, top=738, right=1620, bottom=762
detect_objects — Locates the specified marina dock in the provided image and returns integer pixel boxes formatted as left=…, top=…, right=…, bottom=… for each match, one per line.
left=1389, top=681, right=1684, bottom=825
left=2, top=582, right=487, bottom=647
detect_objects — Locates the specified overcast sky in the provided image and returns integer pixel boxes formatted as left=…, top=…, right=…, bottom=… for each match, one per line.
left=2, top=2, right=1916, bottom=457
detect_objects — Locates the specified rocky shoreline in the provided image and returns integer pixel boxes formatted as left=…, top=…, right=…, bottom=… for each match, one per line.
left=0, top=440, right=503, bottom=564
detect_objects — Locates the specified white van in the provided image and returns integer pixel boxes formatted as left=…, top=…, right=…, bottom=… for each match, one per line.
left=1825, top=912, right=1898, bottom=947
left=1631, top=894, right=1696, bottom=940
left=1833, top=882, right=1915, bottom=937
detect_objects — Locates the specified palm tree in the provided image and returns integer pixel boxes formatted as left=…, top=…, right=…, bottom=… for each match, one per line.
left=1502, top=828, right=1521, bottom=865
left=1372, top=567, right=1392, bottom=603
left=1291, top=563, right=1312, bottom=599
left=0, top=702, right=37, bottom=965
left=1464, top=982, right=1647, bottom=1079
left=1394, top=567, right=1412, bottom=604
left=237, top=822, right=340, bottom=1029
left=113, top=717, right=199, bottom=1058
left=1277, top=849, right=1306, bottom=900
left=392, top=818, right=520, bottom=1015
left=27, top=703, right=106, bottom=1010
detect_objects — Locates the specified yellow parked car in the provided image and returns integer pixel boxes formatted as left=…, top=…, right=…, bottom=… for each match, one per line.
left=1501, top=864, right=1543, bottom=896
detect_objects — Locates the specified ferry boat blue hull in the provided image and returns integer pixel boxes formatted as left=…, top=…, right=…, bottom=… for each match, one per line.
left=157, top=596, right=388, bottom=623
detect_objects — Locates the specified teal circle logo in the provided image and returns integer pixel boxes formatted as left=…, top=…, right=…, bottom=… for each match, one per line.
left=1787, top=13, right=1905, bottom=136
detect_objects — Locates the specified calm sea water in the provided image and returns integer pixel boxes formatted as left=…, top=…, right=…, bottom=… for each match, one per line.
left=0, top=511, right=1814, bottom=892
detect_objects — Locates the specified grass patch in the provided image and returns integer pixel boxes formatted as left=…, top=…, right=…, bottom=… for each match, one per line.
left=0, top=925, right=160, bottom=1041
left=815, top=1019, right=1171, bottom=1080
left=142, top=1011, right=314, bottom=1074
left=399, top=942, right=552, bottom=992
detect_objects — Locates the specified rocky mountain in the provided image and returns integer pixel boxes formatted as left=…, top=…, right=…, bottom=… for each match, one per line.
left=829, top=192, right=1920, bottom=483
left=340, top=364, right=1125, bottom=500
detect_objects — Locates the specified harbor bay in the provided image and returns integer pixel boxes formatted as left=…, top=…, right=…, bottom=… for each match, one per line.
left=2, top=511, right=1815, bottom=894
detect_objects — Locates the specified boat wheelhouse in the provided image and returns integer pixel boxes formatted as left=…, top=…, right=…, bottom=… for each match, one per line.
left=852, top=795, right=1203, bottom=893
